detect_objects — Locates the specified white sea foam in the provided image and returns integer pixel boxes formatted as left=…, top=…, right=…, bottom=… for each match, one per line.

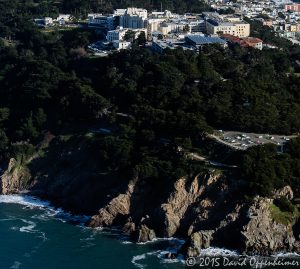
left=136, top=236, right=185, bottom=245
left=121, top=240, right=133, bottom=244
left=0, top=194, right=90, bottom=225
left=273, top=252, right=300, bottom=258
left=131, top=254, right=147, bottom=269
left=0, top=217, right=16, bottom=222
left=0, top=195, right=51, bottom=208
left=199, top=247, right=240, bottom=257
left=19, top=219, right=36, bottom=233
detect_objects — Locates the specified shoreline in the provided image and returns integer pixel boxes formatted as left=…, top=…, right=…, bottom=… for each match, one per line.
left=1, top=193, right=300, bottom=264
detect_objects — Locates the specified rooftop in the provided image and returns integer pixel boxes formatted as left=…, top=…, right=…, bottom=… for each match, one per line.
left=186, top=35, right=227, bottom=45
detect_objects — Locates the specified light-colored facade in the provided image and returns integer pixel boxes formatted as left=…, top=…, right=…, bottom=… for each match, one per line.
left=107, top=28, right=127, bottom=42
left=107, top=27, right=147, bottom=42
left=206, top=19, right=250, bottom=38
left=57, top=14, right=71, bottom=21
left=113, top=40, right=131, bottom=50
left=43, top=17, right=53, bottom=25
left=188, top=20, right=206, bottom=33
left=146, top=19, right=165, bottom=33
left=88, top=15, right=116, bottom=30
left=242, top=37, right=263, bottom=50
left=119, top=8, right=148, bottom=29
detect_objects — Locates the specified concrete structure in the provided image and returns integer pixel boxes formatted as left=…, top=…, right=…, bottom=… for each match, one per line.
left=241, top=37, right=263, bottom=50
left=113, top=40, right=131, bottom=50
left=150, top=10, right=172, bottom=19
left=152, top=39, right=187, bottom=54
left=278, top=30, right=296, bottom=38
left=221, top=34, right=263, bottom=50
left=285, top=4, right=300, bottom=12
left=188, top=20, right=206, bottom=33
left=43, top=17, right=53, bottom=26
left=107, top=27, right=127, bottom=42
left=88, top=14, right=116, bottom=30
left=206, top=18, right=250, bottom=37
left=185, top=35, right=227, bottom=48
left=119, top=8, right=148, bottom=29
left=57, top=14, right=71, bottom=22
left=146, top=18, right=165, bottom=35
left=107, top=27, right=147, bottom=42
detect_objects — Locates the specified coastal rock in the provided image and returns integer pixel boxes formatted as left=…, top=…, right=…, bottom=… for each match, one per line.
left=132, top=224, right=156, bottom=243
left=0, top=158, right=31, bottom=194
left=182, top=230, right=214, bottom=257
left=241, top=197, right=297, bottom=254
left=186, top=232, right=202, bottom=257
left=89, top=181, right=135, bottom=227
left=156, top=173, right=221, bottom=237
left=122, top=218, right=136, bottom=234
left=274, top=185, right=294, bottom=200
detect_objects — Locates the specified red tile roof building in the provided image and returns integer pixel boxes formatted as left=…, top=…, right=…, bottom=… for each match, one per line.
left=221, top=34, right=263, bottom=50
left=285, top=4, right=300, bottom=12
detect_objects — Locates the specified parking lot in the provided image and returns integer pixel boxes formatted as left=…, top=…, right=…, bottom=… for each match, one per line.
left=211, top=130, right=297, bottom=150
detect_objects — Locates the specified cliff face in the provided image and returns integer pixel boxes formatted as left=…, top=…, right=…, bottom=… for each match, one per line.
left=88, top=171, right=300, bottom=256
left=1, top=137, right=299, bottom=257
left=0, top=158, right=31, bottom=194
left=241, top=197, right=298, bottom=255
left=89, top=172, right=225, bottom=241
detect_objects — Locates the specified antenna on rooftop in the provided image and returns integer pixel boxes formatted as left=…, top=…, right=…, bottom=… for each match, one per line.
left=161, top=2, right=163, bottom=12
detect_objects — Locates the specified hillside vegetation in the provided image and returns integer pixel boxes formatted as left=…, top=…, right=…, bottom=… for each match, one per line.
left=0, top=0, right=300, bottom=204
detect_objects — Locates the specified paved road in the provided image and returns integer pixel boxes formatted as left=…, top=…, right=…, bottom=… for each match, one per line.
left=187, top=151, right=238, bottom=168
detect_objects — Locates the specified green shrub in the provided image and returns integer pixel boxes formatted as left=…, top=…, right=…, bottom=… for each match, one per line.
left=273, top=197, right=295, bottom=213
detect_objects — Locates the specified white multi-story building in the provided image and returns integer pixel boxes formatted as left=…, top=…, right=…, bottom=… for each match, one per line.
left=107, top=27, right=127, bottom=42
left=56, top=14, right=71, bottom=22
left=43, top=17, right=53, bottom=26
left=107, top=27, right=147, bottom=42
left=146, top=18, right=165, bottom=33
left=188, top=20, right=206, bottom=33
left=119, top=8, right=148, bottom=29
left=206, top=17, right=250, bottom=37
left=88, top=14, right=116, bottom=30
left=150, top=10, right=173, bottom=19
left=113, top=40, right=131, bottom=50
left=114, top=9, right=127, bottom=16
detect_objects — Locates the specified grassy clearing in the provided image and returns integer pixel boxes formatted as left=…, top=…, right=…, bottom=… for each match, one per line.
left=270, top=203, right=299, bottom=226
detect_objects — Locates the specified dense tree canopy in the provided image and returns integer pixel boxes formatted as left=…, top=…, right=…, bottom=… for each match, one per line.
left=61, top=0, right=211, bottom=15
left=0, top=0, right=300, bottom=201
left=241, top=138, right=300, bottom=198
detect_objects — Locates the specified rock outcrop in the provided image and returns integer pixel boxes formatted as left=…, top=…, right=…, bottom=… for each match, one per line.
left=0, top=158, right=31, bottom=194
left=241, top=197, right=298, bottom=255
left=89, top=180, right=136, bottom=227
left=132, top=224, right=156, bottom=243
left=274, top=186, right=294, bottom=200
left=1, top=141, right=299, bottom=257
left=155, top=173, right=220, bottom=237
left=182, top=230, right=214, bottom=257
left=88, top=171, right=233, bottom=245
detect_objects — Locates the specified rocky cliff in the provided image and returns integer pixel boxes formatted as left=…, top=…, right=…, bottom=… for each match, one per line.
left=0, top=158, right=32, bottom=194
left=88, top=171, right=300, bottom=256
left=1, top=137, right=299, bottom=257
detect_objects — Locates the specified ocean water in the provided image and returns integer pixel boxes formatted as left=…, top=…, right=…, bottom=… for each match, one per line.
left=0, top=195, right=184, bottom=269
